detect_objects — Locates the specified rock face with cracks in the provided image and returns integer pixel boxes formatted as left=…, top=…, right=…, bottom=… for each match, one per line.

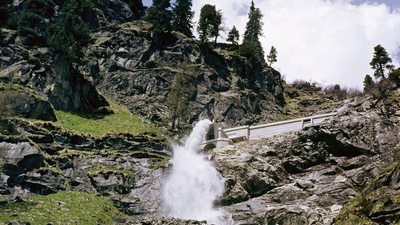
left=208, top=98, right=400, bottom=224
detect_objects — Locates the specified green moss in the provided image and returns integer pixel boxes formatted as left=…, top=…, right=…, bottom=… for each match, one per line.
left=0, top=191, right=131, bottom=224
left=335, top=161, right=400, bottom=224
left=149, top=157, right=169, bottom=169
left=88, top=165, right=132, bottom=178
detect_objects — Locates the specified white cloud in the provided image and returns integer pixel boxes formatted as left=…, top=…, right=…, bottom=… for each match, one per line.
left=192, top=0, right=400, bottom=89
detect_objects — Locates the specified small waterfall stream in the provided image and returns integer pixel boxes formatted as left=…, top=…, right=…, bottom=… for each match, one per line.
left=162, top=119, right=232, bottom=224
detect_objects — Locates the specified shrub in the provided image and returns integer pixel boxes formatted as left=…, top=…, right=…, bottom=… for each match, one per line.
left=292, top=79, right=322, bottom=93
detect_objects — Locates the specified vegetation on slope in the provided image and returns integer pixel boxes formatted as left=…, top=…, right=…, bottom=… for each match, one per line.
left=334, top=161, right=400, bottom=225
left=0, top=191, right=131, bottom=224
left=53, top=97, right=159, bottom=137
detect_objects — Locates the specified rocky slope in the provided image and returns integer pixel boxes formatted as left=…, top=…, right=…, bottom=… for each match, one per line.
left=208, top=96, right=400, bottom=224
left=1, top=0, right=400, bottom=223
left=0, top=117, right=169, bottom=220
left=77, top=21, right=285, bottom=128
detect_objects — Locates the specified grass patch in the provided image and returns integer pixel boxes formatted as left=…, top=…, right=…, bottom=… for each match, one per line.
left=53, top=98, right=159, bottom=137
left=0, top=191, right=130, bottom=224
left=88, top=165, right=132, bottom=178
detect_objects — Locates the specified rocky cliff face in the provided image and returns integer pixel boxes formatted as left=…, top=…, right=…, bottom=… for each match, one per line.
left=208, top=97, right=400, bottom=224
left=77, top=21, right=285, bottom=128
left=0, top=118, right=169, bottom=219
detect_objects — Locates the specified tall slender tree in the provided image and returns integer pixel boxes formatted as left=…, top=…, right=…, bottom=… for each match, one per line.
left=241, top=1, right=264, bottom=62
left=166, top=63, right=196, bottom=129
left=172, top=0, right=194, bottom=37
left=197, top=4, right=222, bottom=44
left=370, top=44, right=394, bottom=79
left=267, top=46, right=277, bottom=67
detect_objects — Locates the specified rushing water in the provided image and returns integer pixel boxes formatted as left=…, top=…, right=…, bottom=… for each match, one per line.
left=162, top=119, right=233, bottom=224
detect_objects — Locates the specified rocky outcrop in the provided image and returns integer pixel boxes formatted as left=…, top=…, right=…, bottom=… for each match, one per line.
left=0, top=85, right=56, bottom=121
left=333, top=161, right=400, bottom=224
left=0, top=118, right=169, bottom=218
left=208, top=98, right=400, bottom=224
left=79, top=22, right=285, bottom=127
left=0, top=32, right=110, bottom=114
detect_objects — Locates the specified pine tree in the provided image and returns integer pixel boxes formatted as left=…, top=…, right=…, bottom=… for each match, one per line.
left=47, top=0, right=92, bottom=61
left=18, top=0, right=56, bottom=44
left=241, top=1, right=264, bottom=63
left=227, top=26, right=239, bottom=45
left=370, top=44, right=394, bottom=79
left=363, top=74, right=374, bottom=92
left=166, top=63, right=196, bottom=129
left=0, top=0, right=13, bottom=28
left=146, top=0, right=173, bottom=34
left=197, top=4, right=222, bottom=44
left=172, top=0, right=194, bottom=37
left=267, top=46, right=277, bottom=67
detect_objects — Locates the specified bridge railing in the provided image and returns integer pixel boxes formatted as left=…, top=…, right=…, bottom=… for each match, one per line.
left=223, top=112, right=338, bottom=141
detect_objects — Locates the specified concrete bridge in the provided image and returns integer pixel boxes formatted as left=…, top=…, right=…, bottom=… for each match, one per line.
left=201, top=97, right=365, bottom=151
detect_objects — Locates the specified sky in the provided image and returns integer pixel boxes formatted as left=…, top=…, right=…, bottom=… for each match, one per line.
left=143, top=0, right=400, bottom=89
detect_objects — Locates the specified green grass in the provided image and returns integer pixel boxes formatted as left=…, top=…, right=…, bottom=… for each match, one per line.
left=0, top=191, right=131, bottom=225
left=53, top=98, right=159, bottom=137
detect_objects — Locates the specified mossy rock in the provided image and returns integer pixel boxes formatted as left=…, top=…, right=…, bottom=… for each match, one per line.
left=0, top=84, right=56, bottom=121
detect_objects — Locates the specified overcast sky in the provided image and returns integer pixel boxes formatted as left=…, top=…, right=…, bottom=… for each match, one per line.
left=143, top=0, right=400, bottom=89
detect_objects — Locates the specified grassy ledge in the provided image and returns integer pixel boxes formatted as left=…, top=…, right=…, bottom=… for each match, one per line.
left=0, top=191, right=131, bottom=224
left=53, top=97, right=160, bottom=137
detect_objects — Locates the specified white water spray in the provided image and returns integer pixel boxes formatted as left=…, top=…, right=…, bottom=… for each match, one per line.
left=162, top=119, right=232, bottom=224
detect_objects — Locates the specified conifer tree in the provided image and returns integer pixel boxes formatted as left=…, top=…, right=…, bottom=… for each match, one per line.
left=370, top=44, right=394, bottom=79
left=166, top=64, right=195, bottom=129
left=197, top=4, right=222, bottom=44
left=363, top=74, right=374, bottom=92
left=0, top=0, right=13, bottom=28
left=241, top=1, right=264, bottom=63
left=267, top=46, right=277, bottom=67
left=146, top=0, right=173, bottom=34
left=227, top=26, right=239, bottom=45
left=47, top=0, right=92, bottom=61
left=18, top=0, right=56, bottom=44
left=172, top=0, right=194, bottom=37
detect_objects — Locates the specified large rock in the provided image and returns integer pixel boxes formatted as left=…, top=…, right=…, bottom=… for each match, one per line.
left=0, top=85, right=56, bottom=121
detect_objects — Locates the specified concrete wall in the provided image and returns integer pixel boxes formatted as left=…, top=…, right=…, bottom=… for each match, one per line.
left=202, top=112, right=338, bottom=149
left=223, top=112, right=337, bottom=141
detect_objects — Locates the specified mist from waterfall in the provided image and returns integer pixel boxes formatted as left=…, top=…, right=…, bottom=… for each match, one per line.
left=162, top=119, right=232, bottom=224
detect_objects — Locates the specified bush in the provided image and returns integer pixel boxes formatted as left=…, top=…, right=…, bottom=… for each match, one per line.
left=20, top=50, right=30, bottom=60
left=323, top=84, right=362, bottom=99
left=292, top=79, right=322, bottom=92
left=28, top=57, right=41, bottom=68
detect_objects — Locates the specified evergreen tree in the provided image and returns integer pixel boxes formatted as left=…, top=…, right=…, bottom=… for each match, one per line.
left=363, top=74, right=374, bottom=92
left=172, top=0, right=194, bottom=37
left=18, top=0, right=56, bottom=44
left=166, top=63, right=196, bottom=129
left=241, top=1, right=264, bottom=63
left=227, top=26, right=239, bottom=45
left=0, top=0, right=13, bottom=28
left=47, top=0, right=92, bottom=61
left=197, top=4, right=222, bottom=44
left=146, top=0, right=173, bottom=34
left=267, top=46, right=277, bottom=67
left=370, top=44, right=394, bottom=79
left=124, top=0, right=144, bottom=19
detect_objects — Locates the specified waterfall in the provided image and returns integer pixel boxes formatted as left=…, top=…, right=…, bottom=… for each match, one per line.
left=162, top=119, right=232, bottom=224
